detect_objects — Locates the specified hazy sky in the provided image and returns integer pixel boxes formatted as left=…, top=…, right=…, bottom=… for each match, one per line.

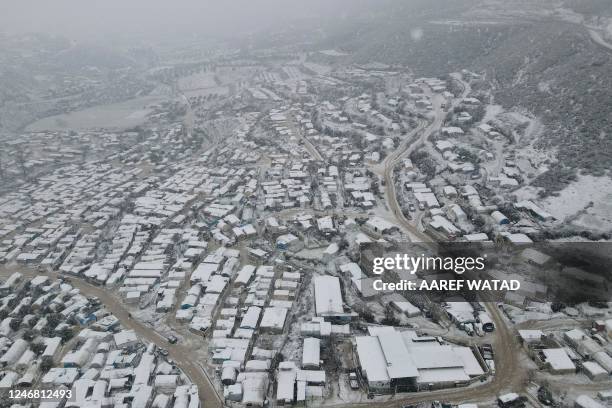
left=0, top=0, right=374, bottom=40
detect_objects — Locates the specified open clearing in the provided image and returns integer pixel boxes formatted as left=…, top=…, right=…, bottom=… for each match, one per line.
left=26, top=95, right=166, bottom=131
left=540, top=174, right=612, bottom=231
left=178, top=72, right=218, bottom=91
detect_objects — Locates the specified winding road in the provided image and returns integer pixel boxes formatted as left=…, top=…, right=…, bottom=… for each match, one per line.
left=355, top=76, right=529, bottom=407
left=587, top=26, right=612, bottom=53
left=2, top=75, right=533, bottom=408
left=0, top=267, right=223, bottom=408
left=380, top=78, right=471, bottom=245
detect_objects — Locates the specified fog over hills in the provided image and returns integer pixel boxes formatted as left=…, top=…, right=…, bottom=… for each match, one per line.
left=0, top=0, right=377, bottom=40
left=1, top=2, right=612, bottom=408
left=1, top=0, right=611, bottom=193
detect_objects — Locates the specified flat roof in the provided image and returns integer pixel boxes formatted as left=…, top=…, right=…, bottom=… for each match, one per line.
left=260, top=307, right=288, bottom=330
left=240, top=306, right=261, bottom=330
left=355, top=336, right=390, bottom=383
left=417, top=367, right=470, bottom=384
left=356, top=328, right=485, bottom=386
left=576, top=395, right=606, bottom=408
left=302, top=338, right=320, bottom=368
left=408, top=345, right=463, bottom=370
left=313, top=275, right=343, bottom=316
left=379, top=331, right=419, bottom=379
left=191, top=263, right=218, bottom=282
left=542, top=348, right=575, bottom=371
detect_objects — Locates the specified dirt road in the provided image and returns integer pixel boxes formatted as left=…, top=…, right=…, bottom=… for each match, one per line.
left=0, top=268, right=222, bottom=408
left=334, top=77, right=530, bottom=407
left=328, top=302, right=526, bottom=408
left=381, top=78, right=471, bottom=244
left=381, top=118, right=432, bottom=243
left=588, top=28, right=612, bottom=53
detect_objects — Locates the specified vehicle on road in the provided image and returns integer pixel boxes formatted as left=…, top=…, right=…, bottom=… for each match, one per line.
left=431, top=401, right=452, bottom=408
left=480, top=343, right=494, bottom=360
left=349, top=372, right=359, bottom=390
left=497, top=392, right=526, bottom=408
left=537, top=386, right=554, bottom=406
left=482, top=343, right=494, bottom=356
left=167, top=335, right=178, bottom=344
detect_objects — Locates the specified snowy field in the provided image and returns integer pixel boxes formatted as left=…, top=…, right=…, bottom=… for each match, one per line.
left=26, top=95, right=164, bottom=131
left=514, top=174, right=612, bottom=232
left=541, top=175, right=612, bottom=231
left=178, top=72, right=218, bottom=91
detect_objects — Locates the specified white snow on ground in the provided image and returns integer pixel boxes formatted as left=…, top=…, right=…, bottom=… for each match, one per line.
left=302, top=62, right=332, bottom=75
left=294, top=247, right=326, bottom=260
left=483, top=104, right=504, bottom=123
left=539, top=174, right=612, bottom=231
left=521, top=116, right=543, bottom=142
left=331, top=373, right=368, bottom=405
left=503, top=304, right=565, bottom=324
left=512, top=185, right=540, bottom=202
left=319, top=49, right=349, bottom=57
